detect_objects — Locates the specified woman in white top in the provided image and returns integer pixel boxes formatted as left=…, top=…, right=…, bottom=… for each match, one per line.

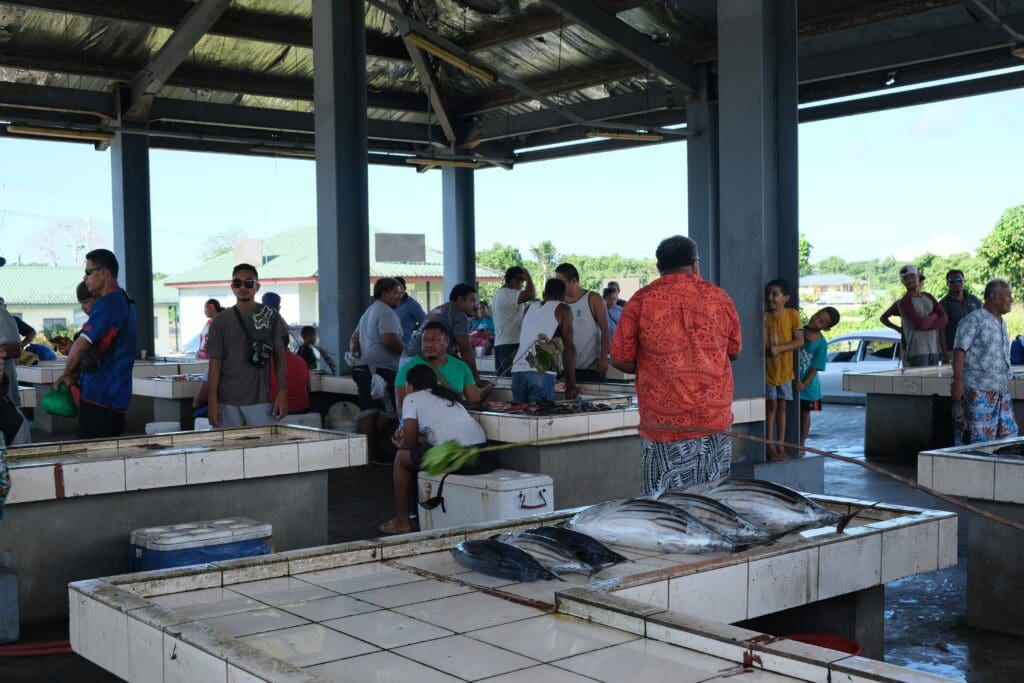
left=197, top=298, right=223, bottom=360
left=378, top=364, right=489, bottom=535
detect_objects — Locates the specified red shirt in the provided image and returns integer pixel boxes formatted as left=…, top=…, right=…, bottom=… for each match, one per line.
left=270, top=350, right=311, bottom=414
left=610, top=273, right=741, bottom=442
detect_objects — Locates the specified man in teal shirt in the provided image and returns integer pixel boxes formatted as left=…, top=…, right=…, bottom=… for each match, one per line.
left=395, top=321, right=491, bottom=410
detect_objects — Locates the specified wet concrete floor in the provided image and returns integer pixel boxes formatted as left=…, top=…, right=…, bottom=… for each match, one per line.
left=2, top=406, right=1020, bottom=681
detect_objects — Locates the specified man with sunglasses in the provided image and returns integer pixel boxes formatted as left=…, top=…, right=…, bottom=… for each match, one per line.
left=939, top=269, right=981, bottom=364
left=54, top=249, right=137, bottom=438
left=206, top=264, right=289, bottom=428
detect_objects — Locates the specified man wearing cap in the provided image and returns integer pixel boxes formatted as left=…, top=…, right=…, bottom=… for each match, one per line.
left=491, top=266, right=535, bottom=376
left=880, top=264, right=948, bottom=367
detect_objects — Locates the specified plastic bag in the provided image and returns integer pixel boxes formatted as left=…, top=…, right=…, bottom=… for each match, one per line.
left=42, top=384, right=78, bottom=417
left=370, top=372, right=388, bottom=400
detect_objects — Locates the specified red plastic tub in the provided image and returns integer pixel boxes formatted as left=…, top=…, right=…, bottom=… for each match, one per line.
left=783, top=633, right=863, bottom=656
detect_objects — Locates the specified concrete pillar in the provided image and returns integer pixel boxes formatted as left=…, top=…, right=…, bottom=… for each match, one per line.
left=716, top=0, right=799, bottom=449
left=313, top=0, right=370, bottom=372
left=442, top=167, right=476, bottom=296
left=110, top=132, right=154, bottom=357
left=686, top=66, right=720, bottom=284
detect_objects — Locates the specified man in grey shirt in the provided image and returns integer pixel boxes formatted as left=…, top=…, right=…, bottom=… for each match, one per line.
left=402, top=283, right=481, bottom=382
left=207, top=263, right=289, bottom=428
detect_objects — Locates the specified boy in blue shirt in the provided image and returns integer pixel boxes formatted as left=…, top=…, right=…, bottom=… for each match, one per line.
left=797, top=307, right=840, bottom=448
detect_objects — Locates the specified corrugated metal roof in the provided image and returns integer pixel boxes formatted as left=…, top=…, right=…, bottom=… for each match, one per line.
left=0, top=265, right=178, bottom=305
left=164, top=226, right=500, bottom=284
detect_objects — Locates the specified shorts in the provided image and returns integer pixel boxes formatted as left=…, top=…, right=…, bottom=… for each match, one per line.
left=512, top=371, right=556, bottom=404
left=221, top=403, right=276, bottom=428
left=640, top=434, right=732, bottom=496
left=77, top=400, right=127, bottom=439
left=800, top=399, right=822, bottom=412
left=493, top=344, right=518, bottom=377
left=765, top=383, right=793, bottom=401
left=352, top=365, right=397, bottom=417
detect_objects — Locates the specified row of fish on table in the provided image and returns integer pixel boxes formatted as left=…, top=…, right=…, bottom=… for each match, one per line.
left=452, top=479, right=850, bottom=582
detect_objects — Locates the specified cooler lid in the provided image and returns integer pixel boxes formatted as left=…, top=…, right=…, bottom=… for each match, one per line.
left=419, top=468, right=552, bottom=492
left=130, top=517, right=272, bottom=551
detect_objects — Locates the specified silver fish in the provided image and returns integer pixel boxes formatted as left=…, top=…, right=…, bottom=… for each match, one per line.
left=566, top=499, right=735, bottom=554
left=451, top=540, right=559, bottom=582
left=518, top=527, right=629, bottom=568
left=655, top=492, right=771, bottom=544
left=492, top=532, right=595, bottom=575
left=694, top=479, right=845, bottom=535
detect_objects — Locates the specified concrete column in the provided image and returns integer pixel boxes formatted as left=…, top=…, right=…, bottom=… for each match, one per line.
left=717, top=1, right=799, bottom=434
left=313, top=0, right=370, bottom=372
left=686, top=65, right=720, bottom=284
left=442, top=166, right=476, bottom=296
left=110, top=132, right=154, bottom=357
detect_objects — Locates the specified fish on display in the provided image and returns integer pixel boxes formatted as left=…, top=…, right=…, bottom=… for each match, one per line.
left=518, top=526, right=629, bottom=568
left=491, top=532, right=596, bottom=576
left=566, top=498, right=736, bottom=554
left=693, top=479, right=845, bottom=535
left=451, top=540, right=559, bottom=582
left=654, top=492, right=772, bottom=544
left=991, top=443, right=1024, bottom=457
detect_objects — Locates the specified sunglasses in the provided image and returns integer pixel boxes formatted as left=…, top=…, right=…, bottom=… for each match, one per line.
left=947, top=278, right=964, bottom=283
left=232, top=278, right=257, bottom=289
left=84, top=267, right=104, bottom=276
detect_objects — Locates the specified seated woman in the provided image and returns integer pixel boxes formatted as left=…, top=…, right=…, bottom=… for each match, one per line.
left=378, top=364, right=490, bottom=535
left=469, top=301, right=495, bottom=354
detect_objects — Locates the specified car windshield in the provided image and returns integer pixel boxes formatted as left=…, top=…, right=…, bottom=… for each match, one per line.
left=827, top=339, right=859, bottom=363
left=863, top=339, right=899, bottom=361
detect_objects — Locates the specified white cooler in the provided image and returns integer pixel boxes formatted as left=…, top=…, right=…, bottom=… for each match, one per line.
left=416, top=469, right=553, bottom=531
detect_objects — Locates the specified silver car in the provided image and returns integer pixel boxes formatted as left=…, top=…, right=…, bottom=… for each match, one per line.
left=818, top=328, right=902, bottom=403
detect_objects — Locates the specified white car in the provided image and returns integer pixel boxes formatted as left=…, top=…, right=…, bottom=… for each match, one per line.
left=818, top=328, right=902, bottom=403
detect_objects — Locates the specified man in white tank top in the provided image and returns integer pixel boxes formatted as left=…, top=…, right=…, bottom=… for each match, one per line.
left=555, top=263, right=610, bottom=381
left=511, top=278, right=578, bottom=403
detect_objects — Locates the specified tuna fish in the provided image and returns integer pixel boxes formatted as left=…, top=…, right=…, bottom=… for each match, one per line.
left=694, top=479, right=845, bottom=535
left=654, top=492, right=772, bottom=544
left=492, top=532, right=595, bottom=575
left=451, top=540, right=559, bottom=582
left=518, top=526, right=629, bottom=568
left=992, top=443, right=1024, bottom=457
left=566, top=499, right=736, bottom=554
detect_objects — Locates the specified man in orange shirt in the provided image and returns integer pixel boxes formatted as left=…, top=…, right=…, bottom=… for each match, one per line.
left=611, top=235, right=741, bottom=495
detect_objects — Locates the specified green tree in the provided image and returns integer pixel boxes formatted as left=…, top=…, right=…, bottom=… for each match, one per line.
left=198, top=230, right=243, bottom=259
left=798, top=234, right=812, bottom=276
left=530, top=240, right=560, bottom=280
left=978, top=205, right=1024, bottom=293
left=476, top=242, right=524, bottom=273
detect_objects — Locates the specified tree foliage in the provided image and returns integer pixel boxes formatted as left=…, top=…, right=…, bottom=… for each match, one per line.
left=798, top=234, right=812, bottom=276
left=977, top=205, right=1024, bottom=293
left=476, top=242, right=523, bottom=274
left=530, top=240, right=560, bottom=280
left=199, top=230, right=243, bottom=259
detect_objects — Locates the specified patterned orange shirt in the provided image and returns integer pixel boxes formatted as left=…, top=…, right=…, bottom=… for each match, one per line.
left=611, top=273, right=741, bottom=442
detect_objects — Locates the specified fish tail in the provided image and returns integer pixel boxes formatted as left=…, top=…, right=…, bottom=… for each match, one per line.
left=838, top=501, right=883, bottom=532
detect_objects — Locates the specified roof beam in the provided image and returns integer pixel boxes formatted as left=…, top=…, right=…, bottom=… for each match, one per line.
left=122, top=0, right=232, bottom=121
left=0, top=49, right=426, bottom=112
left=538, top=0, right=698, bottom=93
left=2, top=0, right=409, bottom=60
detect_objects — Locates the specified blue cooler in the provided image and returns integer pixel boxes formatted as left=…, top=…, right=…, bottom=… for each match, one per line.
left=129, top=518, right=273, bottom=572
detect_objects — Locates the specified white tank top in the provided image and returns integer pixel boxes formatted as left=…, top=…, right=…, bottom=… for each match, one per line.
left=512, top=301, right=562, bottom=373
left=567, top=291, right=600, bottom=370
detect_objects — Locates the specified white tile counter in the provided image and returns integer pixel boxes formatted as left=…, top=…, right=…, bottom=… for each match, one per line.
left=70, top=497, right=956, bottom=682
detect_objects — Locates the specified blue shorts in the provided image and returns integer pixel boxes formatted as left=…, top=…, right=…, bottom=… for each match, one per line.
left=511, top=371, right=556, bottom=404
left=765, top=383, right=793, bottom=401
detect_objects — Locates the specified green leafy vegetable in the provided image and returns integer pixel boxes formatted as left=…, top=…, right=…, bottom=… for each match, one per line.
left=421, top=440, right=481, bottom=476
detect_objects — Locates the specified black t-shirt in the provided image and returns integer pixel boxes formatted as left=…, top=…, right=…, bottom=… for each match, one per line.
left=298, top=344, right=317, bottom=370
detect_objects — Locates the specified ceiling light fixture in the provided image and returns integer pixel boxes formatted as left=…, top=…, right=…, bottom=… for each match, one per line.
left=6, top=125, right=114, bottom=143
left=585, top=130, right=665, bottom=142
left=405, top=156, right=481, bottom=169
left=884, top=71, right=897, bottom=87
left=403, top=33, right=497, bottom=83
left=249, top=146, right=316, bottom=159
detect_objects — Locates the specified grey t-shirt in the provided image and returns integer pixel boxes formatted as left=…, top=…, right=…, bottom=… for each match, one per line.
left=403, top=302, right=470, bottom=359
left=353, top=299, right=403, bottom=370
left=902, top=295, right=941, bottom=358
left=207, top=304, right=288, bottom=406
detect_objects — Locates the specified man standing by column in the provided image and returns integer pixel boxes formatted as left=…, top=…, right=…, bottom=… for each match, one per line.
left=491, top=266, right=535, bottom=377
left=55, top=249, right=137, bottom=438
left=939, top=269, right=981, bottom=363
left=951, top=279, right=1018, bottom=445
left=206, top=264, right=289, bottom=428
left=555, top=263, right=610, bottom=382
left=611, top=236, right=741, bottom=495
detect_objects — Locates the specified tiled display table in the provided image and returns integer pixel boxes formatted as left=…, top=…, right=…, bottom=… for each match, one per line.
left=133, top=374, right=205, bottom=430
left=17, top=384, right=35, bottom=409
left=471, top=398, right=783, bottom=509
left=2, top=425, right=366, bottom=623
left=919, top=437, right=1024, bottom=636
left=845, top=367, right=1024, bottom=459
left=70, top=496, right=956, bottom=682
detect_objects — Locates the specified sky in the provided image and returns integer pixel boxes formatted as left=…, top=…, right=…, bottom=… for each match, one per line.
left=2, top=79, right=1023, bottom=277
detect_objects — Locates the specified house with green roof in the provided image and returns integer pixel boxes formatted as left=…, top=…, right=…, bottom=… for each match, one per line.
left=0, top=265, right=180, bottom=355
left=165, top=227, right=501, bottom=347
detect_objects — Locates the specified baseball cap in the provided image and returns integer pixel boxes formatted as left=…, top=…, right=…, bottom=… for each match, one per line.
left=899, top=264, right=924, bottom=282
left=261, top=292, right=282, bottom=310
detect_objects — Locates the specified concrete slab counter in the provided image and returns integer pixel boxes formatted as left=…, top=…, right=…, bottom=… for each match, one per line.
left=69, top=496, right=957, bottom=682
left=919, top=437, right=1024, bottom=636
left=1, top=425, right=366, bottom=623
left=845, top=367, right=1024, bottom=459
